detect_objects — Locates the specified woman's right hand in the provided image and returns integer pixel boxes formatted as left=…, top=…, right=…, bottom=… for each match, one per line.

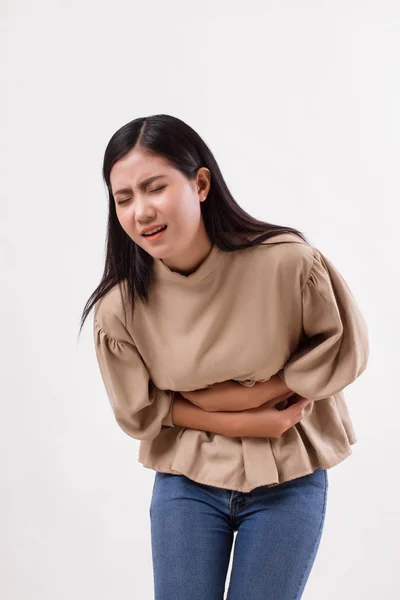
left=233, top=393, right=312, bottom=438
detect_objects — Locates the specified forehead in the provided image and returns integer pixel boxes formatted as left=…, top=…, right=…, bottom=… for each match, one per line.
left=110, top=149, right=173, bottom=187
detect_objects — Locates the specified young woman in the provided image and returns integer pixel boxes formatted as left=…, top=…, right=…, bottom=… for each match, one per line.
left=80, top=113, right=369, bottom=600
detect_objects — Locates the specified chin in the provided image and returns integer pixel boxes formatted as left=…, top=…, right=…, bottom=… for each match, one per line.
left=143, top=244, right=167, bottom=259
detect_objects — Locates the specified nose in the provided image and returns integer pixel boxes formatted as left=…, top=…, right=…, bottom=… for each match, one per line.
left=134, top=194, right=156, bottom=222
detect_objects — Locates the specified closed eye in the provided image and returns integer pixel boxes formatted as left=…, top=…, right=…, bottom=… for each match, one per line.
left=116, top=186, right=166, bottom=206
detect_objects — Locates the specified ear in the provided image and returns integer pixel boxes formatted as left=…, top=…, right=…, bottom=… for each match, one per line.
left=197, top=167, right=211, bottom=201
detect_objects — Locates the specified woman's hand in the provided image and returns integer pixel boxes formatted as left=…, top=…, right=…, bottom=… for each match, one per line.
left=233, top=394, right=313, bottom=438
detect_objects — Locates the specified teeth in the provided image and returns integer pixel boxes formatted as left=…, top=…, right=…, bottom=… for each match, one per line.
left=144, top=226, right=165, bottom=236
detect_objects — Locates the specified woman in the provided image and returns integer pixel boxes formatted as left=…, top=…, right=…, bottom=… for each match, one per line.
left=80, top=114, right=369, bottom=600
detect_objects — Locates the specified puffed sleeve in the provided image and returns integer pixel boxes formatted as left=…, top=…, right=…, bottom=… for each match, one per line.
left=278, top=248, right=369, bottom=400
left=93, top=315, right=176, bottom=442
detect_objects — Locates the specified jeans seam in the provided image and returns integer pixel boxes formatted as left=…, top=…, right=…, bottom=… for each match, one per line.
left=293, top=470, right=328, bottom=600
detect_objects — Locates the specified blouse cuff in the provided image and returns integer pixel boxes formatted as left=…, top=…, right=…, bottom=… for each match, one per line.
left=161, top=392, right=176, bottom=427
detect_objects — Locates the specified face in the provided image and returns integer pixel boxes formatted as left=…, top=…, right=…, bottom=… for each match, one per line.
left=109, top=147, right=212, bottom=273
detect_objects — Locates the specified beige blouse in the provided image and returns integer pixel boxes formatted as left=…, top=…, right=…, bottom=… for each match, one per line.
left=93, top=233, right=369, bottom=492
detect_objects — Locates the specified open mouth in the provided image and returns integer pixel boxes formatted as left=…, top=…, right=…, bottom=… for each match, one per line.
left=142, top=225, right=167, bottom=239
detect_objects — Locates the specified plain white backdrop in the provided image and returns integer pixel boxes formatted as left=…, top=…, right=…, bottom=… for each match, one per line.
left=2, top=0, right=399, bottom=598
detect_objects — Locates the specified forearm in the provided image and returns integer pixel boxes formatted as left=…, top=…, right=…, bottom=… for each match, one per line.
left=247, top=375, right=292, bottom=406
left=171, top=394, right=241, bottom=437
left=183, top=375, right=292, bottom=412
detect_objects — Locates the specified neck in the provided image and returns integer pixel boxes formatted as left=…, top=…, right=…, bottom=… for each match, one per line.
left=161, top=236, right=213, bottom=276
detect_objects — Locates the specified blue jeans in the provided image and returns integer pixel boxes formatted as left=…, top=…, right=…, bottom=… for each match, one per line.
left=150, top=468, right=328, bottom=600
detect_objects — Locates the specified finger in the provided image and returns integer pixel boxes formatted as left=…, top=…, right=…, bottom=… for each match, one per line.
left=285, top=394, right=309, bottom=406
left=270, top=392, right=304, bottom=410
left=267, top=391, right=296, bottom=406
left=285, top=394, right=303, bottom=407
left=285, top=397, right=311, bottom=419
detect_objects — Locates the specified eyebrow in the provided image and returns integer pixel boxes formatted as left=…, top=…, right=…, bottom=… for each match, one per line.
left=113, top=174, right=167, bottom=197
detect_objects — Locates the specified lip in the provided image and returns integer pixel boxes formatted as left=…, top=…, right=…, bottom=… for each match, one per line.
left=142, top=225, right=167, bottom=243
left=141, top=224, right=167, bottom=235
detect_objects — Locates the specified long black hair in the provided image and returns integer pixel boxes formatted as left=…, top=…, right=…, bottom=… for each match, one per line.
left=79, top=113, right=308, bottom=336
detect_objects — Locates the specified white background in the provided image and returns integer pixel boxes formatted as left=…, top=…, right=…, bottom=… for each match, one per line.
left=2, top=1, right=399, bottom=598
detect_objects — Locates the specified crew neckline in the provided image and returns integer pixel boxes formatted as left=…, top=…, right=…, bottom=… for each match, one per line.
left=152, top=243, right=228, bottom=284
